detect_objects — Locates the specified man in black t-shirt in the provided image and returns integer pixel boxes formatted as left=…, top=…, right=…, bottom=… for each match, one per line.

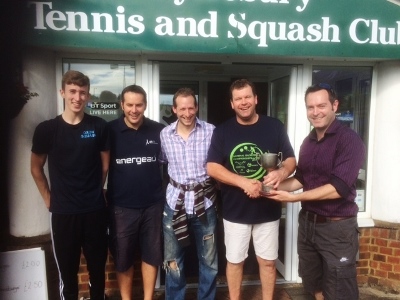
left=207, top=79, right=296, bottom=300
left=106, top=85, right=164, bottom=300
left=31, top=70, right=109, bottom=300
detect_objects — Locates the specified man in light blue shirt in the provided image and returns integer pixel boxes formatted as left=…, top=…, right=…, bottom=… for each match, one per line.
left=160, top=87, right=218, bottom=300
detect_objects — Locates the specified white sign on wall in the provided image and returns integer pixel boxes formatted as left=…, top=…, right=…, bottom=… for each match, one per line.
left=0, top=248, right=48, bottom=300
left=355, top=189, right=365, bottom=212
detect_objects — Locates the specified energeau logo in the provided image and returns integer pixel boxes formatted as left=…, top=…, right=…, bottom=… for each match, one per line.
left=116, top=156, right=156, bottom=165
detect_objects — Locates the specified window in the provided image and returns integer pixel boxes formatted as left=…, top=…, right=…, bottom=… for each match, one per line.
left=62, top=60, right=135, bottom=122
left=312, top=66, right=372, bottom=212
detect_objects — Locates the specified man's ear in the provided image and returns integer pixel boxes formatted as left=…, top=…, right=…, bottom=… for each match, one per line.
left=333, top=99, right=339, bottom=112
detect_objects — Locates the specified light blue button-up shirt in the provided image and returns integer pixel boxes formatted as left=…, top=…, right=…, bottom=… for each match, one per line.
left=160, top=118, right=215, bottom=213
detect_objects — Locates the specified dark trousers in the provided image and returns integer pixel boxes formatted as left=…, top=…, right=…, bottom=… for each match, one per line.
left=297, top=210, right=359, bottom=300
left=51, top=209, right=108, bottom=300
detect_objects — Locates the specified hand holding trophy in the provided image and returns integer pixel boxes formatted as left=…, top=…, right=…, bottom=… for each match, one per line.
left=256, top=152, right=282, bottom=195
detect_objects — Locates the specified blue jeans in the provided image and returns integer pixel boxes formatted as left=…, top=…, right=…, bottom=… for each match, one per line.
left=163, top=203, right=218, bottom=300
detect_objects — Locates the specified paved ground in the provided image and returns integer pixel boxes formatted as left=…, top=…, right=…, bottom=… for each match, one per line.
left=106, top=282, right=400, bottom=299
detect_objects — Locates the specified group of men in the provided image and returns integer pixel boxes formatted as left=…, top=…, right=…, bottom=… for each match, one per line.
left=31, top=70, right=365, bottom=300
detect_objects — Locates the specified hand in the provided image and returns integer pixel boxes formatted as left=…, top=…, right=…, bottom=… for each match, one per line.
left=242, top=179, right=262, bottom=198
left=263, top=168, right=287, bottom=189
left=103, top=189, right=108, bottom=206
left=44, top=197, right=50, bottom=209
left=43, top=192, right=51, bottom=209
left=266, top=190, right=298, bottom=202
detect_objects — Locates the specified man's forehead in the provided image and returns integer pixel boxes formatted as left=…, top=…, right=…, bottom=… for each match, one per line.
left=64, top=83, right=89, bottom=90
left=232, top=86, right=253, bottom=96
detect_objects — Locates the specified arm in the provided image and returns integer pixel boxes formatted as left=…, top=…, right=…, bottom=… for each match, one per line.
left=207, top=162, right=261, bottom=198
left=100, top=150, right=110, bottom=203
left=100, top=150, right=110, bottom=187
left=30, top=152, right=51, bottom=209
left=159, top=131, right=168, bottom=165
left=268, top=181, right=340, bottom=203
left=296, top=184, right=341, bottom=201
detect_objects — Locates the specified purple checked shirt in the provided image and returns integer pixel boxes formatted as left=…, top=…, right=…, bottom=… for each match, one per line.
left=160, top=118, right=215, bottom=213
left=294, top=119, right=366, bottom=217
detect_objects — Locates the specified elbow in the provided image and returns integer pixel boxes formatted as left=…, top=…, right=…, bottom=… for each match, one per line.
left=30, top=166, right=40, bottom=179
left=206, top=162, right=214, bottom=177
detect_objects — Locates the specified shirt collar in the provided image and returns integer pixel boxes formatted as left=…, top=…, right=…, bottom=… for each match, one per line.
left=169, top=117, right=202, bottom=134
left=309, top=119, right=341, bottom=141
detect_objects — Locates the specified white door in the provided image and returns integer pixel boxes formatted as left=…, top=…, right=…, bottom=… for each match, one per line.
left=270, top=67, right=301, bottom=282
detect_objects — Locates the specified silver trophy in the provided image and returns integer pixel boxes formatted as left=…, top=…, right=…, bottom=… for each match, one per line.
left=256, top=152, right=282, bottom=193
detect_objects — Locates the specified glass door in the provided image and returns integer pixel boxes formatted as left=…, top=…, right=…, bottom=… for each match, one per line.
left=270, top=69, right=298, bottom=281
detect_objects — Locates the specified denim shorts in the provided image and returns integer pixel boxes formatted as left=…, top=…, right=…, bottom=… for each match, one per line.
left=108, top=201, right=163, bottom=272
left=298, top=210, right=359, bottom=299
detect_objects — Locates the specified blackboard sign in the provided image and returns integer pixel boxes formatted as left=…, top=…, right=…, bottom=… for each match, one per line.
left=0, top=248, right=48, bottom=300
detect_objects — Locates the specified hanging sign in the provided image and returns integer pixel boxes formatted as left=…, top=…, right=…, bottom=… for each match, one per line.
left=20, top=0, right=400, bottom=59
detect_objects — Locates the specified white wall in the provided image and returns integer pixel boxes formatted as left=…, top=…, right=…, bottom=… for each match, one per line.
left=370, top=61, right=400, bottom=223
left=8, top=49, right=57, bottom=237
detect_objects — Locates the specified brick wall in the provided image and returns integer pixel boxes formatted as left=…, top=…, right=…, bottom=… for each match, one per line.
left=78, top=250, right=144, bottom=299
left=358, top=221, right=400, bottom=294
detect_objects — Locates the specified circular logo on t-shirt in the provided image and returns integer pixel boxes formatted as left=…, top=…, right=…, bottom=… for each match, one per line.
left=230, top=143, right=266, bottom=179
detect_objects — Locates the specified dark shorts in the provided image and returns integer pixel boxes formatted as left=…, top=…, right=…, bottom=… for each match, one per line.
left=108, top=201, right=163, bottom=272
left=297, top=210, right=359, bottom=300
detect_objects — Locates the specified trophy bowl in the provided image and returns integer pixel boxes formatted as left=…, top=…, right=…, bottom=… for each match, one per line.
left=257, top=152, right=282, bottom=170
left=256, top=152, right=282, bottom=194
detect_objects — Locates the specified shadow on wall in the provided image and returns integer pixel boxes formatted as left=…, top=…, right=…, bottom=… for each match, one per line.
left=1, top=1, right=30, bottom=240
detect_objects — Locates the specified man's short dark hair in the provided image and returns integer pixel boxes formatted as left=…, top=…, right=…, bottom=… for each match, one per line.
left=62, top=70, right=90, bottom=90
left=305, top=83, right=337, bottom=104
left=120, top=85, right=147, bottom=104
left=172, top=87, right=198, bottom=108
left=229, top=79, right=257, bottom=99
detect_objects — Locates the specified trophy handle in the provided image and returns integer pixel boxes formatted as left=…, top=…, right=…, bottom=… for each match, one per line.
left=277, top=152, right=283, bottom=168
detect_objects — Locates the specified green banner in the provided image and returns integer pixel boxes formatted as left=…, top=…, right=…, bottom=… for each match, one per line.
left=21, top=0, right=400, bottom=59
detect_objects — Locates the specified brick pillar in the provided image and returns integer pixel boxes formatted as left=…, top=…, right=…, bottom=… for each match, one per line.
left=357, top=222, right=400, bottom=293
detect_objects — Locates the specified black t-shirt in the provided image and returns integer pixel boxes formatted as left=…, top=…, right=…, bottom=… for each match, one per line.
left=106, top=116, right=165, bottom=209
left=207, top=115, right=295, bottom=224
left=31, top=114, right=109, bottom=214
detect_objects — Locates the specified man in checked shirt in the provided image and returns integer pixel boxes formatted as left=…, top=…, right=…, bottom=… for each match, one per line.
left=160, top=87, right=218, bottom=300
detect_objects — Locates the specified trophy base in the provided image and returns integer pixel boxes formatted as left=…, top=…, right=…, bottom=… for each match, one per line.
left=260, top=184, right=274, bottom=196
